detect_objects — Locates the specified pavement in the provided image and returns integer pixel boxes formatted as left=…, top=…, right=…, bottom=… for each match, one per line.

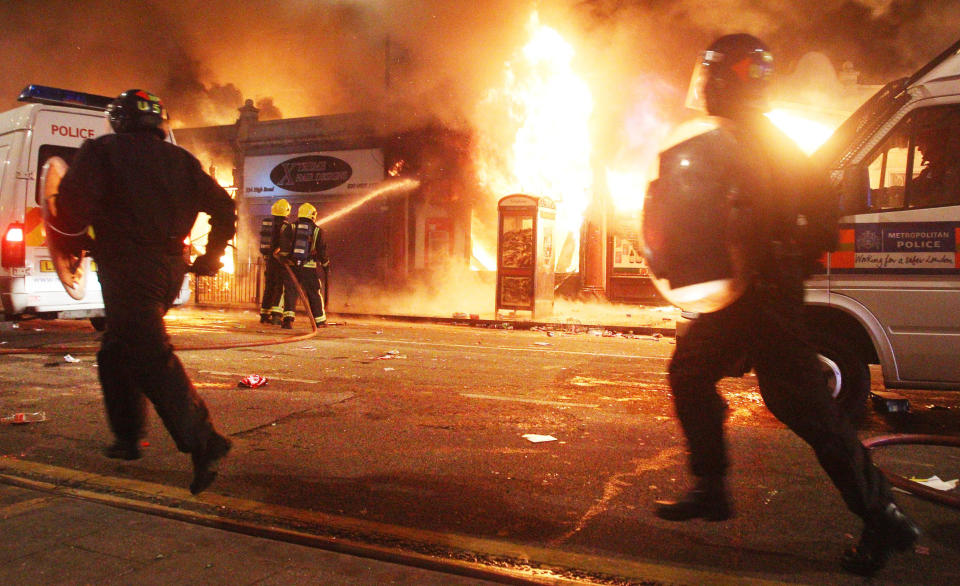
left=0, top=475, right=506, bottom=585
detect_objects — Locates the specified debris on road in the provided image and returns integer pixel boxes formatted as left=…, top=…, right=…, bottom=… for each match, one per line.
left=522, top=434, right=557, bottom=443
left=908, top=475, right=958, bottom=491
left=374, top=350, right=406, bottom=360
left=2, top=411, right=47, bottom=424
left=238, top=374, right=269, bottom=388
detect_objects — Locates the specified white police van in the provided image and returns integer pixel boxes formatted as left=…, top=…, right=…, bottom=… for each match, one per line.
left=804, top=39, right=960, bottom=419
left=0, top=85, right=189, bottom=329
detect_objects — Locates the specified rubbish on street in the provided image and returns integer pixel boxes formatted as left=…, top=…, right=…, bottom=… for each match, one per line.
left=871, top=391, right=910, bottom=413
left=238, top=374, right=268, bottom=388
left=374, top=350, right=406, bottom=360
left=64, top=354, right=81, bottom=363
left=2, top=411, right=47, bottom=424
left=522, top=434, right=557, bottom=443
left=908, top=475, right=958, bottom=491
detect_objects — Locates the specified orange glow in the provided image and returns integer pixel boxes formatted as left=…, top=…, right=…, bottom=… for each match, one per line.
left=765, top=107, right=838, bottom=155
left=474, top=11, right=593, bottom=273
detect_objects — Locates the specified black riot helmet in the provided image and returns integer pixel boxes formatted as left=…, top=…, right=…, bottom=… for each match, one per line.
left=686, top=33, right=773, bottom=118
left=106, top=89, right=168, bottom=137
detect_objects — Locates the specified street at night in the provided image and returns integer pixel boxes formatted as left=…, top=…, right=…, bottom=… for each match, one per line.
left=2, top=307, right=958, bottom=584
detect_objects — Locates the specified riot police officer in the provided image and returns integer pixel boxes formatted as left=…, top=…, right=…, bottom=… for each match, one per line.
left=259, top=198, right=291, bottom=325
left=644, top=35, right=919, bottom=576
left=55, top=89, right=236, bottom=495
left=279, top=202, right=329, bottom=329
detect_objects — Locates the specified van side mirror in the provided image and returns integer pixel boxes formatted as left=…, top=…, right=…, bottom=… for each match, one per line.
left=838, top=167, right=869, bottom=215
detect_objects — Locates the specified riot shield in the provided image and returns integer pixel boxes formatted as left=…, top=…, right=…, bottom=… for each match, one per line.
left=40, top=156, right=92, bottom=300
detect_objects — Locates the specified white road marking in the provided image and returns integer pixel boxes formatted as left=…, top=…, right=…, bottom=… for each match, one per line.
left=198, top=370, right=322, bottom=384
left=460, top=393, right=599, bottom=408
left=349, top=338, right=670, bottom=361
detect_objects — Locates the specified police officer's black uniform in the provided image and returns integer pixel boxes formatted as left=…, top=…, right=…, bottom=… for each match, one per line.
left=55, top=89, right=236, bottom=495
left=646, top=35, right=919, bottom=577
left=279, top=203, right=328, bottom=329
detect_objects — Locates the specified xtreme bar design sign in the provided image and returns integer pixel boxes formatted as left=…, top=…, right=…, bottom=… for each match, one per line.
left=831, top=221, right=960, bottom=273
left=243, top=149, right=384, bottom=197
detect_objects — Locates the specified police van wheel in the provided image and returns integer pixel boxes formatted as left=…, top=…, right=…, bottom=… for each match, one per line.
left=90, top=317, right=106, bottom=332
left=815, top=338, right=870, bottom=423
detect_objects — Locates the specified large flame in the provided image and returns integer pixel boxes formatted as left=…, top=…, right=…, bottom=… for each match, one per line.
left=474, top=12, right=594, bottom=273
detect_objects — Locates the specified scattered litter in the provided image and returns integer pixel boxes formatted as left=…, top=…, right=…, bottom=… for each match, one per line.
left=908, top=475, right=958, bottom=491
left=452, top=312, right=469, bottom=319
left=522, top=434, right=557, bottom=443
left=470, top=314, right=479, bottom=320
left=384, top=367, right=395, bottom=372
left=533, top=342, right=550, bottom=346
left=871, top=391, right=910, bottom=413
left=238, top=374, right=268, bottom=388
left=375, top=330, right=383, bottom=335
left=587, top=329, right=603, bottom=336
left=374, top=350, right=406, bottom=360
left=33, top=328, right=44, bottom=332
left=63, top=354, right=81, bottom=363
left=11, top=323, right=19, bottom=329
left=2, top=411, right=47, bottom=424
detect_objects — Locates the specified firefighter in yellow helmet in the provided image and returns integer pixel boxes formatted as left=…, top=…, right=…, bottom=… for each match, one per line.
left=258, top=198, right=291, bottom=324
left=279, top=202, right=329, bottom=329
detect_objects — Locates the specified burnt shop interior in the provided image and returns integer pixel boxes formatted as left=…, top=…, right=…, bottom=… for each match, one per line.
left=174, top=103, right=480, bottom=310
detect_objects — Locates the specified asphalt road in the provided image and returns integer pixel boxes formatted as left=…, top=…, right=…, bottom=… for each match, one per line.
left=1, top=307, right=959, bottom=584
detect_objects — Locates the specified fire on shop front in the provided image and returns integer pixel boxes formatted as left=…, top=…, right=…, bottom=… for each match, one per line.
left=173, top=12, right=879, bottom=321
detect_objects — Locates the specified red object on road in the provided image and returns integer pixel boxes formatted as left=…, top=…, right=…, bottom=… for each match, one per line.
left=238, top=374, right=268, bottom=388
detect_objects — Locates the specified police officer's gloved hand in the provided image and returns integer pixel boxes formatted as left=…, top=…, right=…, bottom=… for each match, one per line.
left=191, top=252, right=224, bottom=276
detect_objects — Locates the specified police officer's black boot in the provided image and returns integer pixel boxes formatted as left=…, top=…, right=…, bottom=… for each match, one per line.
left=840, top=502, right=920, bottom=576
left=104, top=438, right=141, bottom=460
left=654, top=475, right=732, bottom=521
left=270, top=312, right=282, bottom=326
left=189, top=432, right=232, bottom=495
left=281, top=316, right=294, bottom=329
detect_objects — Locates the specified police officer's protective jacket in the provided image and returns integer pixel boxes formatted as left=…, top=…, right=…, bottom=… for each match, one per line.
left=642, top=114, right=831, bottom=312
left=56, top=130, right=236, bottom=257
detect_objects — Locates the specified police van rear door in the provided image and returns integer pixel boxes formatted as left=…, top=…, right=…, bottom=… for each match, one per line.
left=23, top=107, right=111, bottom=315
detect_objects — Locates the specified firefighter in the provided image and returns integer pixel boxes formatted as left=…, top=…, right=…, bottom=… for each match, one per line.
left=54, top=89, right=236, bottom=495
left=258, top=198, right=291, bottom=325
left=645, top=35, right=919, bottom=576
left=279, top=202, right=329, bottom=329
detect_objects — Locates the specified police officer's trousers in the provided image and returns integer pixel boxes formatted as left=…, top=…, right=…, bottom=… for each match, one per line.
left=95, top=250, right=216, bottom=454
left=667, top=283, right=892, bottom=520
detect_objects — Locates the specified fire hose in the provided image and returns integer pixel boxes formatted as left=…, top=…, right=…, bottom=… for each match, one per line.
left=0, top=254, right=320, bottom=356
left=862, top=434, right=960, bottom=510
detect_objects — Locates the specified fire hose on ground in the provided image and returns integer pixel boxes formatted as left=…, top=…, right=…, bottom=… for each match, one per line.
left=862, top=433, right=960, bottom=510
left=0, top=254, right=320, bottom=356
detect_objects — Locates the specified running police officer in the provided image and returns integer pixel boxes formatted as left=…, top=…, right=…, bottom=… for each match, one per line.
left=259, top=198, right=291, bottom=325
left=279, top=202, right=329, bottom=329
left=642, top=35, right=919, bottom=576
left=54, top=89, right=236, bottom=495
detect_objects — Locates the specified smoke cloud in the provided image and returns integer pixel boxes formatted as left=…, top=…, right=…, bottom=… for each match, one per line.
left=3, top=1, right=957, bottom=131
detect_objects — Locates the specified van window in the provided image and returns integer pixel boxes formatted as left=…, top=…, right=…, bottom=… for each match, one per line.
left=862, top=105, right=960, bottom=212
left=34, top=145, right=78, bottom=205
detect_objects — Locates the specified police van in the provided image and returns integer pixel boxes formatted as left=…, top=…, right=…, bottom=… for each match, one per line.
left=0, top=85, right=188, bottom=329
left=804, top=39, right=960, bottom=419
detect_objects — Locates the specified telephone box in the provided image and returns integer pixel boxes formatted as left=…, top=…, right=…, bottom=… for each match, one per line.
left=495, top=194, right=555, bottom=318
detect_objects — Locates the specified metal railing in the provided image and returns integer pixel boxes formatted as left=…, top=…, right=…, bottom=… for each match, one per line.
left=192, top=260, right=263, bottom=307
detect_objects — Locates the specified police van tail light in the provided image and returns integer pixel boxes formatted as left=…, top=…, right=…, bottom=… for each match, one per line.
left=2, top=223, right=26, bottom=268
